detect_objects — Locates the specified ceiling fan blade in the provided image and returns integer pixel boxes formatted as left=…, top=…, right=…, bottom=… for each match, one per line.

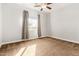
left=46, top=6, right=52, bottom=10
left=34, top=5, right=41, bottom=7
left=47, top=3, right=52, bottom=5
left=34, top=3, right=42, bottom=7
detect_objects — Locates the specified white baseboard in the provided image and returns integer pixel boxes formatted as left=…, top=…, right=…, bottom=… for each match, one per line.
left=1, top=35, right=79, bottom=48
left=0, top=36, right=47, bottom=47
left=49, top=35, right=79, bottom=44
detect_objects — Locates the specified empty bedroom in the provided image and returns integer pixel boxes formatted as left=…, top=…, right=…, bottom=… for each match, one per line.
left=0, top=3, right=79, bottom=56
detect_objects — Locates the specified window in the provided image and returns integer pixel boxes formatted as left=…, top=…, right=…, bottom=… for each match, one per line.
left=28, top=18, right=38, bottom=39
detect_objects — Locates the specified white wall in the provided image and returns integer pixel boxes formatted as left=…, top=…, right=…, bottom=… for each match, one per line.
left=50, top=4, right=79, bottom=43
left=40, top=13, right=51, bottom=37
left=45, top=13, right=51, bottom=36
left=2, top=3, right=48, bottom=43
left=2, top=4, right=23, bottom=42
left=0, top=4, right=2, bottom=43
left=40, top=13, right=47, bottom=36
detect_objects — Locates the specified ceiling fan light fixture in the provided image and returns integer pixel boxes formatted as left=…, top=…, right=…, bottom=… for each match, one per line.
left=34, top=3, right=52, bottom=11
left=40, top=8, right=43, bottom=11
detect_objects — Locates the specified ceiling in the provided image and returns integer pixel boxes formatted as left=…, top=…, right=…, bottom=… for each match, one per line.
left=17, top=3, right=70, bottom=13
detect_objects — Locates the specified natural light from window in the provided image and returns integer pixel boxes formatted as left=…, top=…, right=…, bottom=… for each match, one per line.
left=28, top=18, right=38, bottom=39
left=15, top=44, right=37, bottom=56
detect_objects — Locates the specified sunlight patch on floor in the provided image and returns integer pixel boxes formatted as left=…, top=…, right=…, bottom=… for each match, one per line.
left=15, top=47, right=26, bottom=56
left=22, top=44, right=36, bottom=56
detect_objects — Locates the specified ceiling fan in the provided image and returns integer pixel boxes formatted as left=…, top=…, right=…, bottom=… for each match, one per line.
left=34, top=3, right=52, bottom=11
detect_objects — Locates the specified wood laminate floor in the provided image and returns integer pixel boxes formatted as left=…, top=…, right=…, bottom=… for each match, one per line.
left=0, top=37, right=79, bottom=56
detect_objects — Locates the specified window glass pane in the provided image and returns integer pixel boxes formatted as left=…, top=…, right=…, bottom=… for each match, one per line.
left=28, top=18, right=38, bottom=39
